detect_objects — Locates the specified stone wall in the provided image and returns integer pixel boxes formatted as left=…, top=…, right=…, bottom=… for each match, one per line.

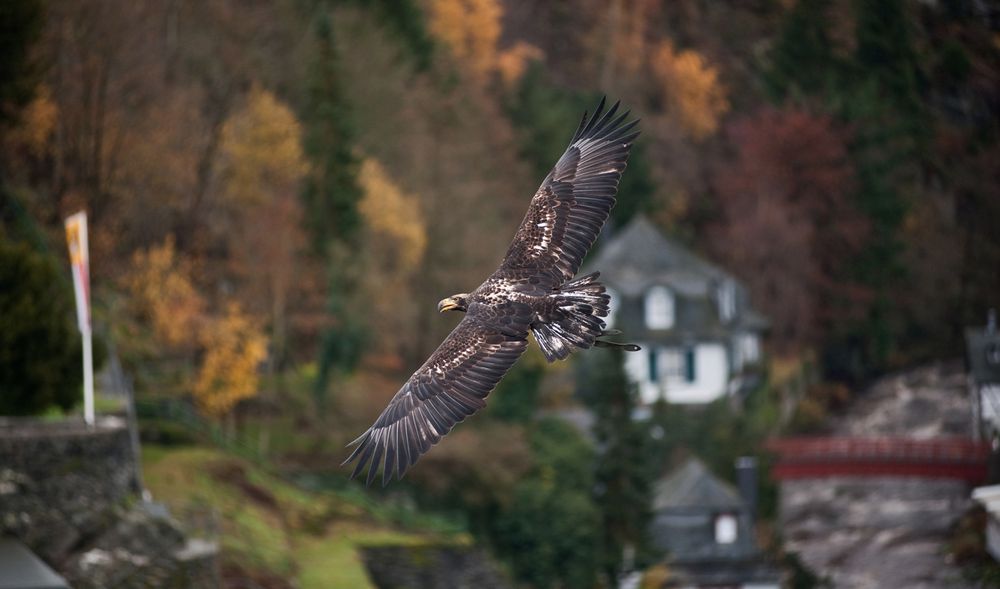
left=362, top=544, right=512, bottom=589
left=0, top=417, right=219, bottom=588
left=0, top=417, right=139, bottom=562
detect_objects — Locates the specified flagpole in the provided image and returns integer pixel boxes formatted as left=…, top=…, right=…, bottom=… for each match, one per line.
left=83, top=324, right=94, bottom=425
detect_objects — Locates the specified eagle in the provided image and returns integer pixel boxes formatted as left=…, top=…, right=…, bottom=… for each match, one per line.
left=345, top=98, right=641, bottom=486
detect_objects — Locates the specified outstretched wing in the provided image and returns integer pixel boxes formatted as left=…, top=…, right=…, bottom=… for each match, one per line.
left=501, top=98, right=639, bottom=282
left=343, top=304, right=530, bottom=486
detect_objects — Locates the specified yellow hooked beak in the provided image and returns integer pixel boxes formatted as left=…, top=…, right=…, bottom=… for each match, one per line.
left=438, top=297, right=460, bottom=313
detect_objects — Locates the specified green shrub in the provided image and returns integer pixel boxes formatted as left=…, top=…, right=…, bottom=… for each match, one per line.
left=0, top=238, right=82, bottom=415
left=139, top=418, right=201, bottom=446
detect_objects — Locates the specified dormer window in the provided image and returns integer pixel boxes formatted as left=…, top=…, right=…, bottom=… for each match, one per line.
left=718, top=282, right=736, bottom=323
left=644, top=286, right=674, bottom=329
left=714, top=513, right=738, bottom=544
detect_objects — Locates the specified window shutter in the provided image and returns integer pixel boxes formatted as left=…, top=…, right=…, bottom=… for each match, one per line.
left=684, top=347, right=696, bottom=383
left=648, top=348, right=659, bottom=383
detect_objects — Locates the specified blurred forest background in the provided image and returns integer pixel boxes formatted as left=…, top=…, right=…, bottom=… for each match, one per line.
left=2, top=0, right=999, bottom=586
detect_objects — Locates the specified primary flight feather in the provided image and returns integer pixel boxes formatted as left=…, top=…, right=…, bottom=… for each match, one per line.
left=344, top=98, right=641, bottom=486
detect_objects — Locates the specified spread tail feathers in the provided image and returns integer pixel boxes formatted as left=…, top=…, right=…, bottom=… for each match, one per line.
left=532, top=272, right=640, bottom=361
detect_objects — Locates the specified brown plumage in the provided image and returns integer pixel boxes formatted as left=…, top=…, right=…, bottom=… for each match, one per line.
left=344, top=98, right=641, bottom=486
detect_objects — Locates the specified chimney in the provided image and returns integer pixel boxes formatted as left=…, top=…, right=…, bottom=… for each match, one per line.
left=735, top=456, right=758, bottom=524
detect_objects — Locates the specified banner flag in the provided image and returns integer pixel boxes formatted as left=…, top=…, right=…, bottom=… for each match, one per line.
left=65, top=211, right=94, bottom=425
left=65, top=212, right=90, bottom=332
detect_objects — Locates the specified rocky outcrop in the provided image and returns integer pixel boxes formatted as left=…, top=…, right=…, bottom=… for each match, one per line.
left=362, top=544, right=512, bottom=589
left=0, top=418, right=219, bottom=588
left=779, top=363, right=976, bottom=588
left=782, top=477, right=971, bottom=588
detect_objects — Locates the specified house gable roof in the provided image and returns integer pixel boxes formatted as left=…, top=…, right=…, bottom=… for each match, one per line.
left=587, top=215, right=731, bottom=298
left=653, top=457, right=745, bottom=511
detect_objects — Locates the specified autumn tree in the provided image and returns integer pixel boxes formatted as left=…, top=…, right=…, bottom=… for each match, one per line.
left=649, top=41, right=729, bottom=140
left=193, top=302, right=267, bottom=419
left=496, top=41, right=544, bottom=89
left=124, top=236, right=205, bottom=352
left=219, top=86, right=307, bottom=370
left=597, top=0, right=661, bottom=90
left=3, top=84, right=57, bottom=160
left=356, top=157, right=427, bottom=360
left=427, top=0, right=502, bottom=80
left=764, top=0, right=927, bottom=376
left=345, top=0, right=434, bottom=71
left=711, top=107, right=865, bottom=350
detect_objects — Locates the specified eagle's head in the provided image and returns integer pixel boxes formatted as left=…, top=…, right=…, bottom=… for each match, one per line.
left=438, top=293, right=470, bottom=313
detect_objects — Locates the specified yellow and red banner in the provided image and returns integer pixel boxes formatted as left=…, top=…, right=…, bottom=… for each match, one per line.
left=65, top=211, right=94, bottom=425
left=65, top=212, right=90, bottom=332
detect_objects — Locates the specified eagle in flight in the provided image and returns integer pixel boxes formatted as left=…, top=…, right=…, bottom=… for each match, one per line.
left=345, top=99, right=641, bottom=485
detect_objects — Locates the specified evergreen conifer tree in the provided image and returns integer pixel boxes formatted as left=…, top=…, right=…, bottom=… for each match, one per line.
left=578, top=349, right=652, bottom=583
left=301, top=10, right=367, bottom=407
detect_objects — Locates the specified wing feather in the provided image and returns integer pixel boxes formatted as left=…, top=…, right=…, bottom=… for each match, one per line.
left=343, top=311, right=529, bottom=486
left=500, top=99, right=639, bottom=281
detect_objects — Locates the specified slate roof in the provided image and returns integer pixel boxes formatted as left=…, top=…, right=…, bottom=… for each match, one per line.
left=587, top=215, right=730, bottom=298
left=649, top=458, right=782, bottom=585
left=652, top=457, right=745, bottom=512
left=584, top=215, right=768, bottom=341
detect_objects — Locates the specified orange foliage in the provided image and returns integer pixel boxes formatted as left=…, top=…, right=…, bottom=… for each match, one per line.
left=497, top=42, right=544, bottom=88
left=357, top=157, right=428, bottom=358
left=125, top=236, right=205, bottom=349
left=358, top=157, right=427, bottom=271
left=599, top=0, right=661, bottom=86
left=428, top=0, right=503, bottom=79
left=220, top=86, right=308, bottom=364
left=220, top=86, right=308, bottom=205
left=650, top=41, right=729, bottom=140
left=5, top=85, right=58, bottom=157
left=193, top=303, right=268, bottom=418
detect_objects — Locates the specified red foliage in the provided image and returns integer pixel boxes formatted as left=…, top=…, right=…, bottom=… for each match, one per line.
left=711, top=106, right=868, bottom=350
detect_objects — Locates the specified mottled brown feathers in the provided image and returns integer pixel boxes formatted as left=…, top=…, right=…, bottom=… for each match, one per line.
left=344, top=99, right=638, bottom=485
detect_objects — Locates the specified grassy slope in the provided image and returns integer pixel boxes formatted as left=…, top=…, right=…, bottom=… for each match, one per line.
left=142, top=445, right=463, bottom=588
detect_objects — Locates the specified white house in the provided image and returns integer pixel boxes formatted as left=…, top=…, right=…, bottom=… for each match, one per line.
left=585, top=215, right=767, bottom=405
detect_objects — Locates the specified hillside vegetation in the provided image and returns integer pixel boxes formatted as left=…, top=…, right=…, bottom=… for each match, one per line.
left=2, top=0, right=999, bottom=586
left=142, top=444, right=466, bottom=588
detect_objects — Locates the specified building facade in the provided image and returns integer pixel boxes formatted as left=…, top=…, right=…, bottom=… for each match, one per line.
left=648, top=458, right=780, bottom=588
left=586, top=216, right=767, bottom=405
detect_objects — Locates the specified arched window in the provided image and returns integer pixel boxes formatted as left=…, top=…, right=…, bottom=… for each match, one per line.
left=718, top=282, right=736, bottom=323
left=714, top=513, right=738, bottom=544
left=644, top=286, right=674, bottom=329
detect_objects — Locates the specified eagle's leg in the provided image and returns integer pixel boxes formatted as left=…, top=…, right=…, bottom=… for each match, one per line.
left=594, top=338, right=641, bottom=352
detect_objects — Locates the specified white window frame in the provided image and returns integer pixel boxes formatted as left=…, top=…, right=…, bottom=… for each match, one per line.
left=742, top=334, right=760, bottom=363
left=714, top=513, right=738, bottom=544
left=719, top=282, right=736, bottom=323
left=644, top=286, right=674, bottom=330
left=661, top=348, right=684, bottom=380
